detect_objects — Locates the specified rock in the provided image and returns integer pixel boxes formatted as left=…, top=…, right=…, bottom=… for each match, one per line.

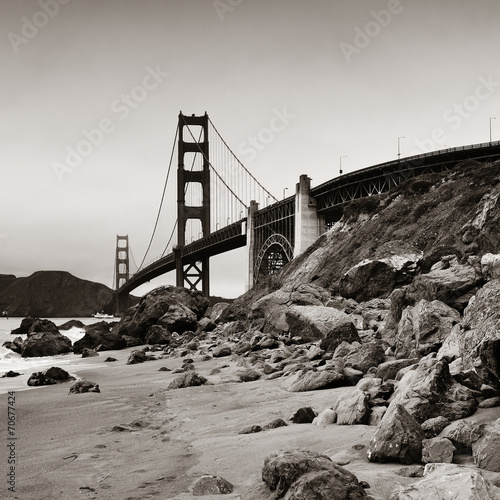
left=421, top=437, right=454, bottom=464
left=212, top=343, right=232, bottom=357
left=114, top=285, right=209, bottom=341
left=459, top=280, right=500, bottom=388
left=394, top=300, right=460, bottom=358
left=73, top=322, right=127, bottom=354
left=375, top=358, right=418, bottom=381
left=395, top=466, right=424, bottom=478
left=69, top=380, right=100, bottom=394
left=57, top=319, right=85, bottom=330
left=312, top=408, right=337, bottom=426
left=479, top=396, right=500, bottom=408
left=439, top=420, right=482, bottom=451
left=481, top=253, right=500, bottom=280
left=104, top=357, right=117, bottom=362
left=472, top=418, right=500, bottom=472
left=262, top=449, right=368, bottom=499
left=282, top=369, right=344, bottom=392
left=387, top=354, right=477, bottom=423
left=2, top=371, right=21, bottom=378
left=236, top=368, right=261, bottom=382
left=2, top=336, right=24, bottom=354
left=21, top=330, right=72, bottom=358
left=285, top=305, right=359, bottom=346
left=342, top=366, right=364, bottom=385
left=10, top=316, right=36, bottom=335
left=81, top=348, right=99, bottom=358
left=389, top=463, right=500, bottom=499
left=263, top=418, right=288, bottom=430
left=191, top=474, right=233, bottom=495
left=406, top=261, right=481, bottom=312
left=290, top=407, right=316, bottom=424
left=421, top=416, right=450, bottom=438
left=367, top=404, right=424, bottom=464
left=238, top=425, right=262, bottom=434
left=344, top=342, right=385, bottom=373
left=145, top=325, right=171, bottom=345
left=335, top=390, right=370, bottom=425
left=368, top=406, right=387, bottom=426
left=126, top=350, right=153, bottom=365
left=168, top=372, right=207, bottom=389
left=210, top=302, right=230, bottom=321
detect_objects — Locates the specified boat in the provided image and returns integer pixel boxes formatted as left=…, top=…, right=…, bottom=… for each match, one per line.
left=92, top=312, right=116, bottom=320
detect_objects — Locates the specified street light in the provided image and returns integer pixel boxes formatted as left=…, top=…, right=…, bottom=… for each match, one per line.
left=490, top=117, right=496, bottom=144
left=339, top=156, right=347, bottom=175
left=398, top=136, right=405, bottom=160
left=283, top=187, right=288, bottom=200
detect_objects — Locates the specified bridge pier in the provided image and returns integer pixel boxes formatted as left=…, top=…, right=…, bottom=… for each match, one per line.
left=294, top=174, right=324, bottom=258
left=245, top=200, right=259, bottom=291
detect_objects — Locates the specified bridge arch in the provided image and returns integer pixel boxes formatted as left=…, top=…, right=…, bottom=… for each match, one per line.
left=254, top=233, right=294, bottom=283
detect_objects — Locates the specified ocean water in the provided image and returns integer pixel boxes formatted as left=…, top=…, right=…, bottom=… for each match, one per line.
left=0, top=317, right=104, bottom=393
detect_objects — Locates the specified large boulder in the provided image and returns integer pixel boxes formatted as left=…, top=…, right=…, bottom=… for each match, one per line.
left=367, top=404, right=424, bottom=464
left=282, top=369, right=345, bottom=392
left=387, top=353, right=477, bottom=423
left=262, top=449, right=369, bottom=499
left=27, top=367, right=75, bottom=386
left=481, top=253, right=500, bottom=280
left=114, top=286, right=209, bottom=341
left=459, top=280, right=500, bottom=388
left=73, top=321, right=127, bottom=354
left=394, top=300, right=461, bottom=358
left=389, top=463, right=500, bottom=499
left=21, top=330, right=72, bottom=358
left=344, top=342, right=386, bottom=373
left=335, top=389, right=370, bottom=425
left=190, top=475, right=233, bottom=495
left=286, top=305, right=359, bottom=345
left=472, top=418, right=500, bottom=472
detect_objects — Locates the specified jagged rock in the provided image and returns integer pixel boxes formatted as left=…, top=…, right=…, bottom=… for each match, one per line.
left=122, top=335, right=143, bottom=347
left=312, top=408, right=337, bottom=426
left=168, top=371, right=207, bottom=389
left=114, top=285, right=209, bottom=341
left=367, top=404, right=424, bottom=464
left=10, top=316, right=36, bottom=335
left=389, top=463, right=500, bottom=499
left=2, top=336, right=23, bottom=354
left=73, top=321, right=127, bottom=354
left=472, top=418, right=500, bottom=472
left=394, top=300, right=460, bottom=358
left=236, top=368, right=261, bottom=382
left=145, top=324, right=171, bottom=345
left=368, top=406, right=387, bottom=426
left=290, top=407, right=316, bottom=424
left=387, top=354, right=477, bottom=423
left=481, top=253, right=500, bottom=280
left=282, top=369, right=344, bottom=392
left=69, top=380, right=100, bottom=394
left=406, top=259, right=482, bottom=312
left=81, top=348, right=99, bottom=358
left=212, top=343, right=232, bottom=357
left=478, top=396, right=500, bottom=408
left=459, top=280, right=500, bottom=388
left=421, top=437, right=454, bottom=464
left=375, top=358, right=418, bottom=380
left=21, top=330, right=72, bottom=358
left=210, top=302, right=230, bottom=321
left=439, top=419, right=482, bottom=451
left=335, top=389, right=370, bottom=425
left=344, top=342, right=385, bottom=373
left=421, top=416, right=450, bottom=438
left=126, top=349, right=153, bottom=364
left=342, top=366, right=364, bottom=385
left=191, top=474, right=233, bottom=495
left=262, top=449, right=369, bottom=499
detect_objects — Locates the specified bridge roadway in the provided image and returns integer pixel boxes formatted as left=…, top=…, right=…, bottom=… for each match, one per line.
left=118, top=140, right=500, bottom=295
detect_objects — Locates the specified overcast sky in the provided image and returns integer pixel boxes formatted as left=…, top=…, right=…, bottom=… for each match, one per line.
left=1, top=0, right=500, bottom=298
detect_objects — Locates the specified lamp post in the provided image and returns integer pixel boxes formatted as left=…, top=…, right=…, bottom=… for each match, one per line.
left=490, top=117, right=496, bottom=144
left=283, top=187, right=288, bottom=200
left=398, top=136, right=405, bottom=160
left=340, top=156, right=347, bottom=175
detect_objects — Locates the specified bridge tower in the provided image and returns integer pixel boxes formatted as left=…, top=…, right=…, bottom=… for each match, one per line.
left=176, top=112, right=210, bottom=296
left=115, top=235, right=130, bottom=290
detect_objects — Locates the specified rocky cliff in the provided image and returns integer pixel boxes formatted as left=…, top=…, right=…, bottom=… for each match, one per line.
left=0, top=271, right=116, bottom=317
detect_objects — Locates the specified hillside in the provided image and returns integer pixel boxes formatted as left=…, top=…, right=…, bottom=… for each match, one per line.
left=0, top=271, right=116, bottom=317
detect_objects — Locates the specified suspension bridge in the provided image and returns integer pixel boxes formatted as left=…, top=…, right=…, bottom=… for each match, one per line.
left=113, top=111, right=500, bottom=311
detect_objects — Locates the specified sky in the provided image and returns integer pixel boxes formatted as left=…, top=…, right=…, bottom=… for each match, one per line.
left=1, top=0, right=500, bottom=298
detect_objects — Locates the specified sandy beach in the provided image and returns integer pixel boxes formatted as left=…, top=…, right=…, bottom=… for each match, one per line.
left=3, top=346, right=499, bottom=500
